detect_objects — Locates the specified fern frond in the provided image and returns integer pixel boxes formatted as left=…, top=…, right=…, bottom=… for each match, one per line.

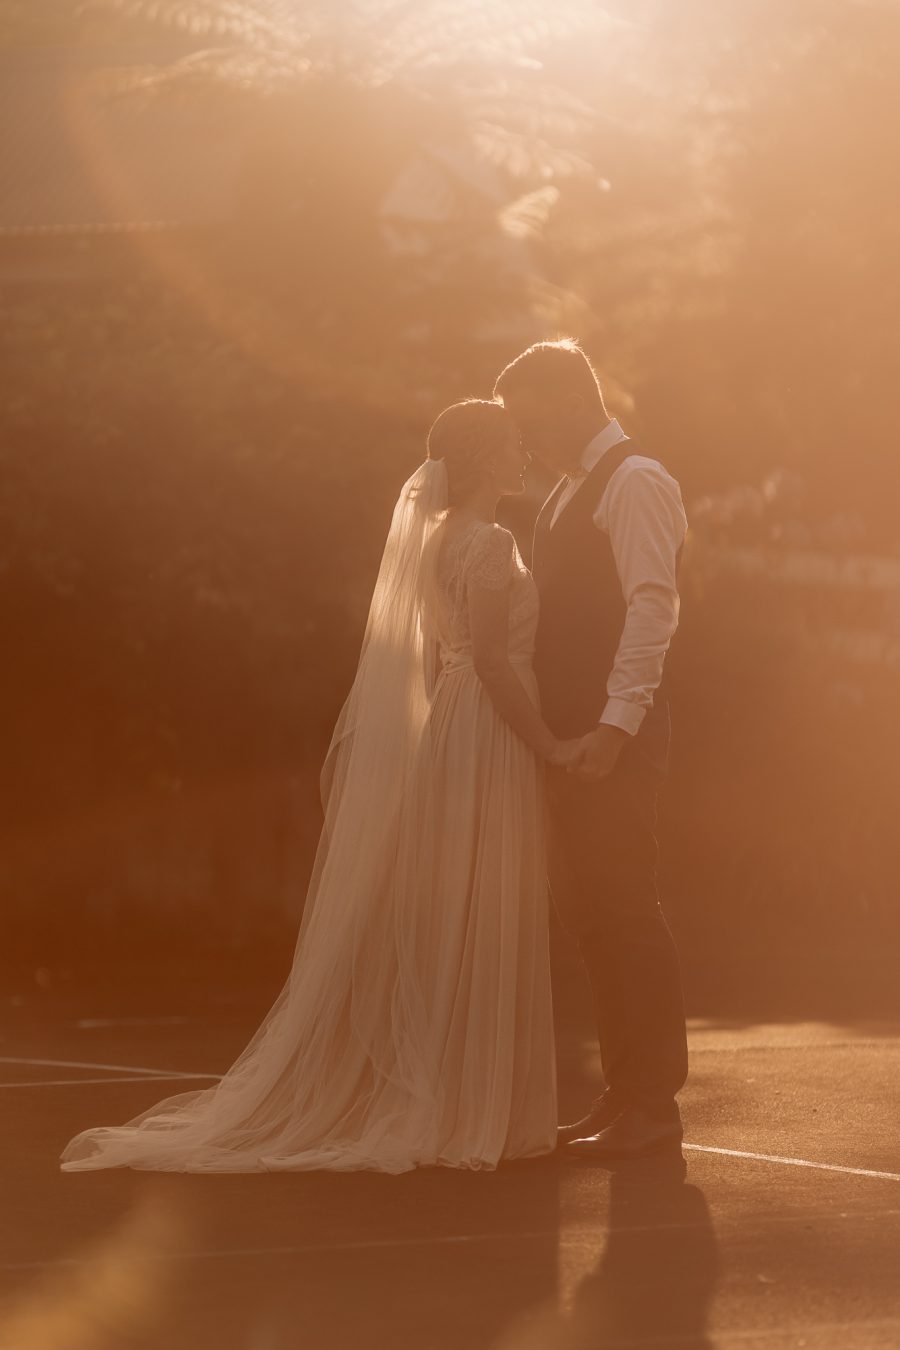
left=497, top=184, right=561, bottom=239
left=78, top=0, right=297, bottom=49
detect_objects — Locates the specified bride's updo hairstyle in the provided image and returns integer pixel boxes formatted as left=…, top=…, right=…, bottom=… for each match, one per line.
left=426, top=399, right=514, bottom=508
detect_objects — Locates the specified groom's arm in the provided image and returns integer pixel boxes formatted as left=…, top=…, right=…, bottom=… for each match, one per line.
left=598, top=457, right=687, bottom=737
left=569, top=458, right=686, bottom=781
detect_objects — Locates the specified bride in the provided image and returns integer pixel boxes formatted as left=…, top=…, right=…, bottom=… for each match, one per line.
left=60, top=398, right=582, bottom=1175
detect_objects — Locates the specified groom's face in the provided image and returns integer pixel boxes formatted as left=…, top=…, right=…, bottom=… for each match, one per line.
left=497, top=388, right=574, bottom=472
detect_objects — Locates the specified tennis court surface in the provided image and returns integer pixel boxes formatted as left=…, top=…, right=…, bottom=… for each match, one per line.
left=2, top=956, right=898, bottom=1349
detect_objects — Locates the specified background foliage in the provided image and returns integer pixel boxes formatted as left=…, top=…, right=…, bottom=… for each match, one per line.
left=2, top=0, right=898, bottom=1014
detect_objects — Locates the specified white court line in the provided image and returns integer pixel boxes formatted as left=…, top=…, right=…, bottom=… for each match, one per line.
left=5, top=1232, right=554, bottom=1272
left=0, top=1074, right=219, bottom=1089
left=0, top=1056, right=212, bottom=1079
left=7, top=1223, right=900, bottom=1276
left=657, top=1317, right=900, bottom=1346
left=686, top=1040, right=900, bottom=1053
left=0, top=1231, right=644, bottom=1272
left=685, top=1143, right=900, bottom=1182
left=75, top=1017, right=191, bottom=1028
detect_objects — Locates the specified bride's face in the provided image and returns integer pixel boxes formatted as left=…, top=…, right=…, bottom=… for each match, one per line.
left=492, top=421, right=532, bottom=497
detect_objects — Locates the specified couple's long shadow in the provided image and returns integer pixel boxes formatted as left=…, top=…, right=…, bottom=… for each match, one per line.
left=555, top=1151, right=718, bottom=1350
left=234, top=1151, right=718, bottom=1350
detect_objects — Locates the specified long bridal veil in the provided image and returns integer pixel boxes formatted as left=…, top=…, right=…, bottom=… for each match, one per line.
left=61, top=458, right=452, bottom=1173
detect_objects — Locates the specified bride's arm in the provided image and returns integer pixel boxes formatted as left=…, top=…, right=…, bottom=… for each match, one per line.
left=468, top=580, right=567, bottom=763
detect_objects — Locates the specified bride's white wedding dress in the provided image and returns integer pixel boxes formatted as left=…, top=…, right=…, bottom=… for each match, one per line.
left=60, top=463, right=557, bottom=1174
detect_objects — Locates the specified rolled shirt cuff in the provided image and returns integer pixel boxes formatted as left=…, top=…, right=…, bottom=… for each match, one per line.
left=599, top=697, right=647, bottom=737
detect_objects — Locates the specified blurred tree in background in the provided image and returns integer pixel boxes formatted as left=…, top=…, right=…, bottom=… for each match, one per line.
left=1, top=0, right=898, bottom=1013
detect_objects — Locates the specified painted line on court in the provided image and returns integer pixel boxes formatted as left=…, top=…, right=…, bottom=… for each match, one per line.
left=567, top=1039, right=900, bottom=1063
left=74, top=1017, right=191, bottom=1028
left=0, top=1055, right=214, bottom=1079
left=668, top=1317, right=900, bottom=1345
left=3, top=1232, right=556, bottom=1272
left=6, top=1222, right=900, bottom=1275
left=686, top=1039, right=900, bottom=1053
left=684, top=1142, right=900, bottom=1181
left=0, top=1074, right=219, bottom=1089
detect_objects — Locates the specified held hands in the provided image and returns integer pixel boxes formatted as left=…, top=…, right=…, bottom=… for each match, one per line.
left=553, top=724, right=629, bottom=781
left=548, top=737, right=588, bottom=770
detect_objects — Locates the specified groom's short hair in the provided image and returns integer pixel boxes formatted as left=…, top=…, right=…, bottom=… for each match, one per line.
left=493, top=339, right=605, bottom=405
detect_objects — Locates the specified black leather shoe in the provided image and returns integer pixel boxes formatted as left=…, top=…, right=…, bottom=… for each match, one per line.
left=556, top=1090, right=625, bottom=1148
left=564, top=1104, right=683, bottom=1163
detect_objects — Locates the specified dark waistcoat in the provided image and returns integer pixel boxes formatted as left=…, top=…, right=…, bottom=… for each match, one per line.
left=531, top=440, right=678, bottom=772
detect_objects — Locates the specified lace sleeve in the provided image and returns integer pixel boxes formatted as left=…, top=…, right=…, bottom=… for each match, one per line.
left=464, top=525, right=516, bottom=593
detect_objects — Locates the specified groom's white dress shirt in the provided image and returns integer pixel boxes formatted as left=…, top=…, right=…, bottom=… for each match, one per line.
left=549, top=419, right=688, bottom=737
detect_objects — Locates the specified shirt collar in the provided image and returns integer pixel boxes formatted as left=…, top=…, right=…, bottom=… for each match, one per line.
left=570, top=419, right=626, bottom=478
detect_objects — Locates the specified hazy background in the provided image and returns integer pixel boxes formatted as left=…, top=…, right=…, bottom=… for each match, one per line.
left=2, top=0, right=898, bottom=1016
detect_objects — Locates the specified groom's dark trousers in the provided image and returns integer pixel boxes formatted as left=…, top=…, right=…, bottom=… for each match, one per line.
left=545, top=751, right=687, bottom=1120
left=532, top=441, right=688, bottom=1122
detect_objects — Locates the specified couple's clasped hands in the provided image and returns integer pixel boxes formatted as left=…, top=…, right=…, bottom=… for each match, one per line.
left=550, top=724, right=629, bottom=781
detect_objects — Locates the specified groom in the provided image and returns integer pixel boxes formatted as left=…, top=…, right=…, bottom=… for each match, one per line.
left=494, top=340, right=689, bottom=1161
